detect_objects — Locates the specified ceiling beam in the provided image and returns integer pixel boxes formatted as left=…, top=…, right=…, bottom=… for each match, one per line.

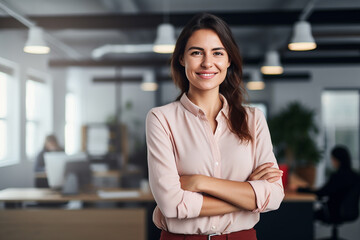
left=243, top=72, right=311, bottom=82
left=50, top=58, right=170, bottom=67
left=50, top=56, right=360, bottom=68
left=310, top=43, right=360, bottom=51
left=93, top=75, right=171, bottom=83
left=1, top=9, right=360, bottom=29
left=94, top=72, right=310, bottom=83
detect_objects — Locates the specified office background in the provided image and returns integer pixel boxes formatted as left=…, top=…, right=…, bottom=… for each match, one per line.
left=0, top=0, right=360, bottom=239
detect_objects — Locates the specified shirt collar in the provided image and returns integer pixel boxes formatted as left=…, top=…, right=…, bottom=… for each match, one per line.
left=179, top=93, right=229, bottom=119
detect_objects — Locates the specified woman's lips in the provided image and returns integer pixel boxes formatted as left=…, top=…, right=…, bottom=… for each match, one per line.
left=196, top=72, right=217, bottom=79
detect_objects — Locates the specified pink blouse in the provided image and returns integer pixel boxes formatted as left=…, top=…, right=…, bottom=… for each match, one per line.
left=146, top=93, right=284, bottom=235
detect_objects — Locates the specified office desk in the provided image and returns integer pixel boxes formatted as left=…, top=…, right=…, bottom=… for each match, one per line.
left=0, top=188, right=315, bottom=240
left=256, top=191, right=316, bottom=240
left=0, top=188, right=154, bottom=240
left=0, top=188, right=153, bottom=203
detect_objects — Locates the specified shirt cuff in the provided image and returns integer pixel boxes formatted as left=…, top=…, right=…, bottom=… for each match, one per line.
left=177, top=191, right=203, bottom=219
left=248, top=180, right=271, bottom=213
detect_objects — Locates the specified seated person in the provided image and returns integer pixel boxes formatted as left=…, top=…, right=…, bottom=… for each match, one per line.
left=34, top=134, right=64, bottom=187
left=297, top=145, right=360, bottom=222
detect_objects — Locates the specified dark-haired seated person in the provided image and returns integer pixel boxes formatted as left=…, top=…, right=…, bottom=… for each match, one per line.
left=297, top=145, right=360, bottom=222
left=34, top=134, right=64, bottom=188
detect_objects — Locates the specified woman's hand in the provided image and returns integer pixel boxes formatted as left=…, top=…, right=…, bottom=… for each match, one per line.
left=248, top=162, right=283, bottom=183
left=180, top=175, right=208, bottom=192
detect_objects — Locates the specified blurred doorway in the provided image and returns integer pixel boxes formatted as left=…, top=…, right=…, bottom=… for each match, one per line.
left=322, top=89, right=360, bottom=171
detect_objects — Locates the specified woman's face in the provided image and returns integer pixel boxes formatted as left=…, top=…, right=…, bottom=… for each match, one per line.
left=331, top=156, right=340, bottom=170
left=180, top=29, right=230, bottom=94
left=45, top=140, right=58, bottom=151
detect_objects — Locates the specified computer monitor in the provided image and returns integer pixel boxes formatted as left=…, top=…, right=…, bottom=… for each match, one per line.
left=63, top=161, right=92, bottom=193
left=44, top=152, right=90, bottom=191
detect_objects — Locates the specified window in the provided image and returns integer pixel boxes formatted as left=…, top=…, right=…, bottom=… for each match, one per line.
left=322, top=90, right=359, bottom=170
left=26, top=78, right=51, bottom=159
left=0, top=72, right=7, bottom=161
left=0, top=62, right=19, bottom=166
left=65, top=92, right=79, bottom=154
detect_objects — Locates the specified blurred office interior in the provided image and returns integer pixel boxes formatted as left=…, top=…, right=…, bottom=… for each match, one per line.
left=0, top=0, right=360, bottom=239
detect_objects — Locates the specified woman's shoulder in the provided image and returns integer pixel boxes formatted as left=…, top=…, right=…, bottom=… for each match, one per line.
left=148, top=101, right=181, bottom=114
left=244, top=105, right=265, bottom=121
left=147, top=100, right=182, bottom=121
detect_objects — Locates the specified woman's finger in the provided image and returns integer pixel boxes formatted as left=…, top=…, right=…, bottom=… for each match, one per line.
left=249, top=168, right=280, bottom=181
left=248, top=164, right=282, bottom=181
left=259, top=171, right=283, bottom=181
left=266, top=176, right=282, bottom=183
left=254, top=167, right=282, bottom=179
left=251, top=162, right=274, bottom=176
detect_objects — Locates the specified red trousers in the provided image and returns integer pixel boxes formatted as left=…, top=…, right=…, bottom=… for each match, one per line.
left=160, top=228, right=257, bottom=240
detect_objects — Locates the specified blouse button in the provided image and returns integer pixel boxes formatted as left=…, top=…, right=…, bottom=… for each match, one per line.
left=215, top=162, right=219, bottom=166
left=211, top=225, right=216, bottom=230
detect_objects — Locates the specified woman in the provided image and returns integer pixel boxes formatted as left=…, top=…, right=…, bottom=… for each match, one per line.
left=34, top=134, right=63, bottom=172
left=146, top=13, right=284, bottom=239
left=298, top=145, right=360, bottom=222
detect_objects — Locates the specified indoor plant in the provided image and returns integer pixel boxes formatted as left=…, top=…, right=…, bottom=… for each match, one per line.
left=268, top=102, right=322, bottom=187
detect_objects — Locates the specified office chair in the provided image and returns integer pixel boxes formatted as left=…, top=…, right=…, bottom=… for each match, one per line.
left=318, top=182, right=360, bottom=240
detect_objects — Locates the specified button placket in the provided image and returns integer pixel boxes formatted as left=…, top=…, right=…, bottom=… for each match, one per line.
left=211, top=121, right=222, bottom=234
left=199, top=114, right=222, bottom=234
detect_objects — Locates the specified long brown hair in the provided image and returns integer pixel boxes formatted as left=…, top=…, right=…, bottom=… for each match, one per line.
left=171, top=13, right=252, bottom=143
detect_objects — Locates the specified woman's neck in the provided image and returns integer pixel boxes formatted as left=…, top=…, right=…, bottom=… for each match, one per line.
left=187, top=89, right=223, bottom=119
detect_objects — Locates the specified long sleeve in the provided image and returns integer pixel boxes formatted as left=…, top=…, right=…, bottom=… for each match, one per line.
left=248, top=109, right=285, bottom=213
left=34, top=150, right=45, bottom=172
left=146, top=110, right=203, bottom=219
left=146, top=95, right=285, bottom=234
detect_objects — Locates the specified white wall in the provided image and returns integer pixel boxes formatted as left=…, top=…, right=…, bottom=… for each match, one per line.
left=51, top=68, right=67, bottom=146
left=67, top=67, right=156, bottom=155
left=0, top=30, right=49, bottom=189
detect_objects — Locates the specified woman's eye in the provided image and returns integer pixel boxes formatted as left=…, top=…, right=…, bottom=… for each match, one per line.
left=191, top=51, right=202, bottom=56
left=214, top=52, right=224, bottom=56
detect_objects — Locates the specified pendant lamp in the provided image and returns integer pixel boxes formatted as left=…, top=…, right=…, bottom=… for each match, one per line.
left=23, top=26, right=50, bottom=54
left=246, top=70, right=265, bottom=91
left=141, top=71, right=158, bottom=91
left=153, top=23, right=176, bottom=54
left=261, top=51, right=283, bottom=75
left=288, top=21, right=316, bottom=51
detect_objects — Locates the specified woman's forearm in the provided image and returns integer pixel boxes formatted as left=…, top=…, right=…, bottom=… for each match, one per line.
left=199, top=195, right=240, bottom=216
left=199, top=176, right=257, bottom=211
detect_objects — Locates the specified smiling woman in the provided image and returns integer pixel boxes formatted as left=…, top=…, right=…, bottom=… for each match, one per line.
left=146, top=13, right=284, bottom=240
left=180, top=29, right=231, bottom=109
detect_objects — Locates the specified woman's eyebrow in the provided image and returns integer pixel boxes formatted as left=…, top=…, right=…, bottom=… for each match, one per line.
left=187, top=46, right=204, bottom=51
left=212, top=47, right=226, bottom=51
left=187, top=46, right=226, bottom=51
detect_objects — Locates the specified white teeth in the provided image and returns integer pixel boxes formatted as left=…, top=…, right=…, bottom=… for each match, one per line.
left=199, top=73, right=215, bottom=76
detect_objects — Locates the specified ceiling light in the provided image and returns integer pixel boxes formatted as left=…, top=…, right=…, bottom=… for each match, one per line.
left=246, top=70, right=265, bottom=91
left=141, top=71, right=158, bottom=91
left=23, top=27, right=50, bottom=54
left=153, top=23, right=176, bottom=54
left=261, top=51, right=283, bottom=75
left=288, top=21, right=316, bottom=51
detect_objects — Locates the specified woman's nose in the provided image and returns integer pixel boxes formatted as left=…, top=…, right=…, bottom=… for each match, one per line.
left=201, top=55, right=213, bottom=68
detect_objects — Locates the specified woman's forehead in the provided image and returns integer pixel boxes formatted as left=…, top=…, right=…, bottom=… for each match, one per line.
left=186, top=29, right=225, bottom=49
